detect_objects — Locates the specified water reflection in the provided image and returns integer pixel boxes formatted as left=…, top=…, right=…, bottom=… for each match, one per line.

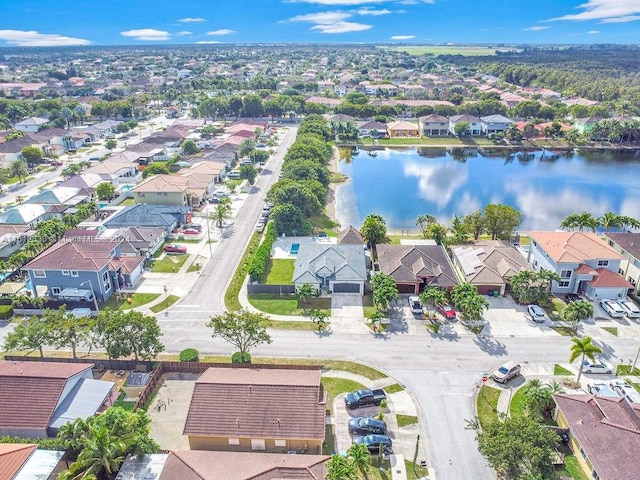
left=336, top=147, right=640, bottom=231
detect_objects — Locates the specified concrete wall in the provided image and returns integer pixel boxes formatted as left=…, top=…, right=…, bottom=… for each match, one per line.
left=188, top=435, right=322, bottom=454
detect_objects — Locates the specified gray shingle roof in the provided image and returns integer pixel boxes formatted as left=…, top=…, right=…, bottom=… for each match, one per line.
left=377, top=244, right=458, bottom=287
left=292, top=244, right=367, bottom=284
left=104, top=204, right=189, bottom=229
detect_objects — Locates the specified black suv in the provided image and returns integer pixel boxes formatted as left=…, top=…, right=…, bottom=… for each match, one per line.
left=564, top=293, right=581, bottom=303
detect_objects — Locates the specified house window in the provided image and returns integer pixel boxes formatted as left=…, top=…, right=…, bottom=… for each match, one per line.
left=532, top=260, right=538, bottom=269
left=274, top=439, right=287, bottom=447
left=71, top=271, right=79, bottom=277
left=51, top=287, right=61, bottom=295
left=597, top=260, right=609, bottom=267
left=560, top=270, right=572, bottom=279
left=33, top=270, right=46, bottom=278
left=228, top=438, right=240, bottom=445
left=559, top=281, right=570, bottom=288
left=251, top=439, right=266, bottom=451
left=592, top=471, right=600, bottom=480
left=102, top=272, right=109, bottom=282
left=62, top=270, right=70, bottom=276
left=579, top=447, right=587, bottom=460
left=629, top=277, right=636, bottom=286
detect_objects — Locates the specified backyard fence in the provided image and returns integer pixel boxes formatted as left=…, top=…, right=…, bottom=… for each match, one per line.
left=246, top=284, right=296, bottom=295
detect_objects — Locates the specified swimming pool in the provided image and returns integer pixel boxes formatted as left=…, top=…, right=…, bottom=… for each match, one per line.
left=290, top=243, right=300, bottom=255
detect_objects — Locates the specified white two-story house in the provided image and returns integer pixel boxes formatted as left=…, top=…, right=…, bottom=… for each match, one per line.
left=604, top=232, right=640, bottom=295
left=528, top=231, right=632, bottom=300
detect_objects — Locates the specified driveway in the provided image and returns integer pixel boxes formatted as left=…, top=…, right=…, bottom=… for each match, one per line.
left=330, top=294, right=368, bottom=333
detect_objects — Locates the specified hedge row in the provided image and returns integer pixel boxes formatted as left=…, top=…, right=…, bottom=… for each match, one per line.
left=248, top=222, right=277, bottom=281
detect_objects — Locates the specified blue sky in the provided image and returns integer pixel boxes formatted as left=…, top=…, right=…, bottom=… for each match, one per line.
left=0, top=0, right=639, bottom=47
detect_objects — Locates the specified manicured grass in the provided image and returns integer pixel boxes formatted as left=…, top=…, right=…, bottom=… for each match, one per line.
left=550, top=326, right=574, bottom=336
left=617, top=365, right=640, bottom=376
left=321, top=377, right=366, bottom=398
left=360, top=136, right=496, bottom=147
left=225, top=232, right=262, bottom=311
left=103, top=293, right=160, bottom=311
left=362, top=294, right=378, bottom=318
left=477, top=385, right=501, bottom=428
left=186, top=263, right=202, bottom=273
left=149, top=294, right=179, bottom=313
left=509, top=388, right=526, bottom=418
left=396, top=414, right=418, bottom=427
left=248, top=294, right=331, bottom=316
left=266, top=319, right=317, bottom=331
left=150, top=254, right=189, bottom=273
left=263, top=259, right=295, bottom=285
left=384, top=383, right=404, bottom=394
left=120, top=198, right=135, bottom=206
left=329, top=172, right=349, bottom=183
left=322, top=424, right=335, bottom=455
left=559, top=454, right=589, bottom=480
left=405, top=460, right=429, bottom=480
left=602, top=326, right=618, bottom=336
left=323, top=360, right=387, bottom=380
left=310, top=212, right=339, bottom=232
left=554, top=364, right=573, bottom=376
left=548, top=298, right=566, bottom=321
left=113, top=391, right=136, bottom=411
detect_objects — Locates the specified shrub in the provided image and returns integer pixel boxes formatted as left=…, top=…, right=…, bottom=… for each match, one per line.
left=179, top=348, right=199, bottom=362
left=247, top=222, right=277, bottom=281
left=231, top=351, right=251, bottom=364
left=0, top=305, right=14, bottom=320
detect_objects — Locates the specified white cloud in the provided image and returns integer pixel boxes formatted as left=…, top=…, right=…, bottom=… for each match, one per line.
left=207, top=29, right=236, bottom=36
left=0, top=30, right=91, bottom=46
left=602, top=15, right=640, bottom=23
left=354, top=7, right=391, bottom=15
left=588, top=30, right=600, bottom=33
left=311, top=21, right=372, bottom=33
left=289, top=11, right=351, bottom=23
left=195, top=41, right=223, bottom=44
left=290, top=0, right=387, bottom=4
left=178, top=17, right=207, bottom=23
left=549, top=0, right=640, bottom=22
left=120, top=29, right=171, bottom=41
left=523, top=26, right=550, bottom=31
left=175, top=31, right=192, bottom=36
left=391, top=35, right=415, bottom=40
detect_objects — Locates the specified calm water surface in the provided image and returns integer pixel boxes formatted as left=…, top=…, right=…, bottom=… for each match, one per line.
left=335, top=147, right=640, bottom=231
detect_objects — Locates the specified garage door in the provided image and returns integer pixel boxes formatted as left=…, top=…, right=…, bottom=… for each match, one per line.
left=333, top=283, right=361, bottom=293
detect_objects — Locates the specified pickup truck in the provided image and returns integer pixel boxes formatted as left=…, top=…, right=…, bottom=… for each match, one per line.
left=344, top=389, right=386, bottom=410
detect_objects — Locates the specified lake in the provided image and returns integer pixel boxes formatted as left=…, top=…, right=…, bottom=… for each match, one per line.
left=335, top=147, right=640, bottom=232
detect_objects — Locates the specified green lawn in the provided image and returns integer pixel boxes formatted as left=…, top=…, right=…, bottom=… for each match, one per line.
left=321, top=377, right=366, bottom=398
left=248, top=294, right=331, bottom=316
left=103, top=293, right=160, bottom=311
left=150, top=254, right=189, bottom=273
left=266, top=319, right=317, bottom=331
left=616, top=365, right=640, bottom=376
left=405, top=460, right=429, bottom=480
left=547, top=298, right=566, bottom=321
left=263, top=259, right=295, bottom=284
left=113, top=391, right=136, bottom=411
left=362, top=294, right=378, bottom=317
left=150, top=295, right=179, bottom=313
left=477, top=385, right=501, bottom=428
left=360, top=136, right=496, bottom=147
left=602, top=326, right=618, bottom=336
left=509, top=388, right=526, bottom=418
left=550, top=326, right=574, bottom=336
left=225, top=233, right=262, bottom=311
left=558, top=454, right=589, bottom=480
left=309, top=212, right=339, bottom=232
left=554, top=364, right=573, bottom=376
left=384, top=383, right=404, bottom=394
left=396, top=414, right=418, bottom=427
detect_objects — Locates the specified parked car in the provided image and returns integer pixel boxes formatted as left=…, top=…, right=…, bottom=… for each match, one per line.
left=163, top=244, right=187, bottom=254
left=317, top=232, right=328, bottom=238
left=588, top=382, right=620, bottom=398
left=255, top=222, right=265, bottom=233
left=492, top=361, right=521, bottom=384
left=181, top=228, right=200, bottom=235
left=526, top=305, right=547, bottom=323
left=610, top=380, right=640, bottom=403
left=600, top=299, right=625, bottom=318
left=348, top=417, right=387, bottom=436
left=344, top=389, right=387, bottom=410
left=183, top=223, right=202, bottom=231
left=408, top=295, right=423, bottom=315
left=227, top=170, right=241, bottom=179
left=582, top=360, right=614, bottom=374
left=353, top=434, right=392, bottom=455
left=564, top=293, right=582, bottom=304
left=50, top=160, right=63, bottom=166
left=437, top=304, right=457, bottom=320
left=208, top=196, right=220, bottom=203
left=618, top=299, right=640, bottom=319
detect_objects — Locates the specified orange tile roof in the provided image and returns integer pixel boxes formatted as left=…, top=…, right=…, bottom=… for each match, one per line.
left=0, top=444, right=36, bottom=480
left=529, top=232, right=622, bottom=263
left=589, top=268, right=634, bottom=288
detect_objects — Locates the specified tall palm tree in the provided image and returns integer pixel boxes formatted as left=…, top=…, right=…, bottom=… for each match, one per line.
left=67, top=425, right=126, bottom=479
left=598, top=211, right=623, bottom=232
left=326, top=454, right=357, bottom=480
left=210, top=203, right=232, bottom=228
left=509, top=270, right=536, bottom=304
left=569, top=336, right=602, bottom=383
left=564, top=300, right=594, bottom=334
left=347, top=442, right=372, bottom=479
left=575, top=211, right=598, bottom=232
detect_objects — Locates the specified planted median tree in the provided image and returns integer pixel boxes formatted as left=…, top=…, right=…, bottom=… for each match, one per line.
left=92, top=309, right=164, bottom=360
left=207, top=309, right=272, bottom=364
left=370, top=272, right=399, bottom=312
left=563, top=300, right=594, bottom=334
left=3, top=315, right=54, bottom=358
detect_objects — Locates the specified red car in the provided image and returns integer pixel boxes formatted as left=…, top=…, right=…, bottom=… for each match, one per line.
left=181, top=228, right=200, bottom=235
left=163, top=244, right=187, bottom=254
left=437, top=304, right=457, bottom=320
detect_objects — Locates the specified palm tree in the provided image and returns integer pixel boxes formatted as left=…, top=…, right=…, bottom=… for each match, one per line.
left=297, top=283, right=317, bottom=305
left=521, top=379, right=551, bottom=419
left=426, top=223, right=448, bottom=245
left=420, top=287, right=447, bottom=318
left=575, top=211, right=598, bottom=232
left=210, top=203, right=232, bottom=228
left=65, top=425, right=126, bottom=479
left=535, top=269, right=561, bottom=302
left=509, top=270, right=536, bottom=304
left=326, top=454, right=357, bottom=480
left=416, top=214, right=436, bottom=237
left=564, top=300, right=594, bottom=334
left=569, top=336, right=602, bottom=383
left=598, top=211, right=623, bottom=232
left=347, top=442, right=372, bottom=479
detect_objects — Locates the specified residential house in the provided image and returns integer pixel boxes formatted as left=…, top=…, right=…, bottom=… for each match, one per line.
left=386, top=121, right=421, bottom=138
left=376, top=244, right=458, bottom=294
left=98, top=226, right=165, bottom=258
left=450, top=240, right=532, bottom=295
left=183, top=367, right=326, bottom=454
left=337, top=225, right=364, bottom=245
left=26, top=186, right=93, bottom=207
left=604, top=232, right=640, bottom=294
left=480, top=114, right=514, bottom=135
left=304, top=96, right=341, bottom=108
left=292, top=244, right=368, bottom=294
left=419, top=114, right=450, bottom=136
left=132, top=173, right=214, bottom=208
left=103, top=204, right=190, bottom=234
left=88, top=119, right=122, bottom=138
left=334, top=83, right=349, bottom=97
left=84, top=156, right=140, bottom=185
left=0, top=361, right=114, bottom=438
left=14, top=117, right=48, bottom=133
left=0, top=134, right=45, bottom=163
left=0, top=443, right=65, bottom=480
left=23, top=237, right=145, bottom=303
left=357, top=120, right=388, bottom=138
left=449, top=114, right=482, bottom=136
left=528, top=231, right=632, bottom=299
left=554, top=394, right=640, bottom=480
left=500, top=92, right=526, bottom=108
left=117, top=451, right=328, bottom=480
left=202, top=143, right=237, bottom=169
left=0, top=204, right=58, bottom=229
left=0, top=225, right=31, bottom=259
left=574, top=117, right=605, bottom=135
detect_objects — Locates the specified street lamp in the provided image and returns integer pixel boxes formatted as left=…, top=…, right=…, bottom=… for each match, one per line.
left=79, top=281, right=100, bottom=315
left=163, top=285, right=168, bottom=316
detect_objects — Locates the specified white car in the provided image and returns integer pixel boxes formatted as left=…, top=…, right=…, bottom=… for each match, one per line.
left=408, top=295, right=422, bottom=315
left=618, top=300, right=640, bottom=319
left=526, top=305, right=547, bottom=323
left=582, top=360, right=614, bottom=375
left=600, top=299, right=625, bottom=318
left=610, top=380, right=640, bottom=403
left=588, top=382, right=620, bottom=398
